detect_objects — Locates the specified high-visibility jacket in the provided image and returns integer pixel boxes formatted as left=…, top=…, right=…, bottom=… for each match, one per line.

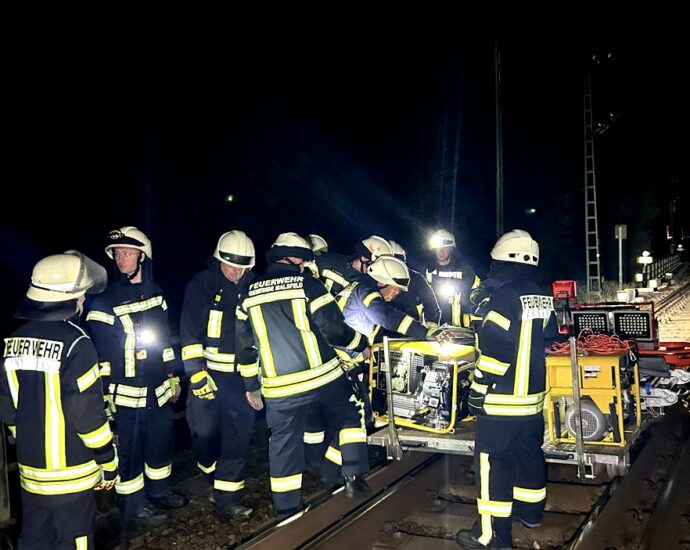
left=393, top=268, right=441, bottom=326
left=180, top=264, right=251, bottom=377
left=236, top=263, right=362, bottom=401
left=314, top=253, right=359, bottom=296
left=1, top=319, right=117, bottom=496
left=425, top=255, right=481, bottom=327
left=86, top=276, right=178, bottom=409
left=337, top=276, right=429, bottom=344
left=470, top=265, right=557, bottom=417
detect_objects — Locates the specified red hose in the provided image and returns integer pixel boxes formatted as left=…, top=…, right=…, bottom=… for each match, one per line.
left=546, top=328, right=635, bottom=355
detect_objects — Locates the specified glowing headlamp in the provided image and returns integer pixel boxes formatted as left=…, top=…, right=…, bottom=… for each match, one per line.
left=137, top=329, right=156, bottom=345
left=441, top=282, right=455, bottom=298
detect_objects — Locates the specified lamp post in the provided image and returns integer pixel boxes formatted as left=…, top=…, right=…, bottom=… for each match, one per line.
left=637, top=250, right=653, bottom=288
left=615, top=224, right=627, bottom=289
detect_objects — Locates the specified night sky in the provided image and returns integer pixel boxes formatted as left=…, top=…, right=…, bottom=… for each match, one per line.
left=3, top=15, right=687, bottom=334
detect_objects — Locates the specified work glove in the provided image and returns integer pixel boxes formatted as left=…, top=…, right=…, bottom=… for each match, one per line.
left=245, top=389, right=264, bottom=411
left=467, top=389, right=486, bottom=417
left=168, top=376, right=181, bottom=403
left=94, top=466, right=119, bottom=491
left=190, top=371, right=217, bottom=400
left=426, top=327, right=454, bottom=345
left=425, top=321, right=439, bottom=332
left=104, top=394, right=116, bottom=421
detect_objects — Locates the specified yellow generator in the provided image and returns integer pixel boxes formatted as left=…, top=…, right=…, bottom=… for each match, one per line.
left=545, top=351, right=641, bottom=446
left=368, top=338, right=475, bottom=434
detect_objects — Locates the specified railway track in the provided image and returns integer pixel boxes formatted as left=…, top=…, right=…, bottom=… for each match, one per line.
left=3, top=267, right=690, bottom=549
left=238, top=407, right=690, bottom=549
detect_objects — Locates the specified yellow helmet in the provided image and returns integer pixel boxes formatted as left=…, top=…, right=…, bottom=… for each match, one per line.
left=266, top=232, right=314, bottom=262
left=105, top=226, right=153, bottom=259
left=26, top=251, right=107, bottom=303
left=491, top=229, right=539, bottom=266
left=308, top=234, right=328, bottom=255
left=214, top=230, right=255, bottom=268
left=428, top=229, right=455, bottom=249
left=367, top=256, right=410, bottom=291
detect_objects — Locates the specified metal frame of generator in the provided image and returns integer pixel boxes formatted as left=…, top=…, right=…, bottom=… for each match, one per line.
left=368, top=336, right=653, bottom=478
left=545, top=352, right=642, bottom=447
left=368, top=339, right=475, bottom=434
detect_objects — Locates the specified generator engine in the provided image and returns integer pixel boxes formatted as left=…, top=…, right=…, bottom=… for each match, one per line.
left=391, top=362, right=453, bottom=429
left=373, top=347, right=471, bottom=431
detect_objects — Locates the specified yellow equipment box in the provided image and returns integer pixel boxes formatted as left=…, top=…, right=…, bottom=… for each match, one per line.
left=545, top=351, right=641, bottom=447
left=369, top=339, right=475, bottom=434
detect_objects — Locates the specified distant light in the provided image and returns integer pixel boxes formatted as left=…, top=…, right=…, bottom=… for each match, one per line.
left=525, top=208, right=536, bottom=215
left=226, top=194, right=235, bottom=203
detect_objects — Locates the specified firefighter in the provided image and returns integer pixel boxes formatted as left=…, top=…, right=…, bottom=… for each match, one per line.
left=316, top=235, right=393, bottom=296
left=180, top=230, right=256, bottom=519
left=85, top=226, right=187, bottom=525
left=236, top=232, right=370, bottom=524
left=311, top=256, right=451, bottom=476
left=426, top=229, right=481, bottom=328
left=337, top=255, right=434, bottom=344
left=389, top=240, right=441, bottom=326
left=455, top=230, right=557, bottom=550
left=0, top=251, right=118, bottom=549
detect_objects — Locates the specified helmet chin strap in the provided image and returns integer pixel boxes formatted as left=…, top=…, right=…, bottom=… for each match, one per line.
left=125, top=252, right=143, bottom=281
left=285, top=257, right=304, bottom=269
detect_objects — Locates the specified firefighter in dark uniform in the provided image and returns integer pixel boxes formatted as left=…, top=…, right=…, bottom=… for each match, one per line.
left=236, top=232, right=371, bottom=524
left=337, top=255, right=434, bottom=345
left=316, top=235, right=393, bottom=297
left=456, top=230, right=557, bottom=550
left=426, top=229, right=481, bottom=328
left=180, top=230, right=256, bottom=519
left=86, top=226, right=187, bottom=524
left=1, top=251, right=118, bottom=549
left=316, top=256, right=451, bottom=472
left=389, top=240, right=441, bottom=326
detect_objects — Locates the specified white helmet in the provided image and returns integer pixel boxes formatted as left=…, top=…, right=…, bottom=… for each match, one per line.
left=214, top=230, right=255, bottom=268
left=307, top=234, right=328, bottom=255
left=491, top=229, right=539, bottom=266
left=389, top=240, right=407, bottom=262
left=105, top=226, right=153, bottom=259
left=367, top=256, right=410, bottom=291
left=429, top=229, right=455, bottom=249
left=355, top=235, right=393, bottom=262
left=266, top=232, right=314, bottom=262
left=26, top=250, right=107, bottom=303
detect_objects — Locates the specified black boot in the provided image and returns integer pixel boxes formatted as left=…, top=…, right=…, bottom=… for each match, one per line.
left=149, top=491, right=189, bottom=509
left=344, top=474, right=371, bottom=498
left=216, top=504, right=253, bottom=520
left=131, top=503, right=169, bottom=525
left=455, top=530, right=511, bottom=550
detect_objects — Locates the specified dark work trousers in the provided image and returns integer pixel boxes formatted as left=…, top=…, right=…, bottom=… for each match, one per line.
left=113, top=393, right=174, bottom=517
left=186, top=373, right=255, bottom=510
left=304, top=408, right=340, bottom=483
left=470, top=414, right=547, bottom=547
left=265, top=375, right=369, bottom=519
left=19, top=489, right=96, bottom=549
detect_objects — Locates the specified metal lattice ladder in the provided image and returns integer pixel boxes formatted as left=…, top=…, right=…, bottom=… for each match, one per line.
left=584, top=74, right=601, bottom=298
